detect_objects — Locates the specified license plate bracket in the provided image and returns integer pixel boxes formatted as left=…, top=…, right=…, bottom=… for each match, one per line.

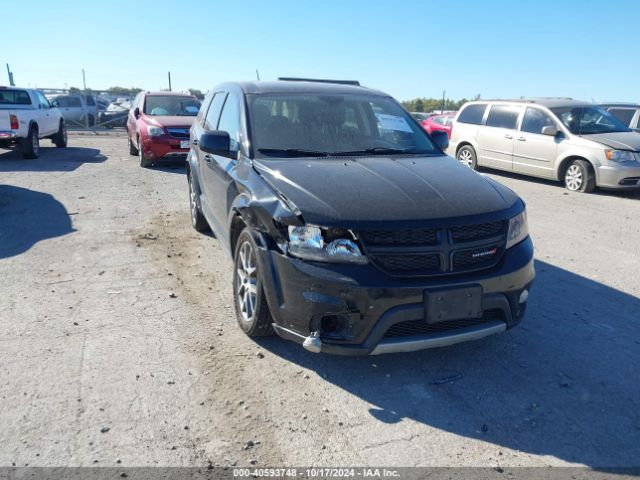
left=424, top=285, right=483, bottom=324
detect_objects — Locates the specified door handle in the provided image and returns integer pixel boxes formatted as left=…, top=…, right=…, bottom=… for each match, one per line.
left=203, top=153, right=212, bottom=163
left=504, top=134, right=513, bottom=139
left=192, top=138, right=198, bottom=145
left=516, top=137, right=526, bottom=141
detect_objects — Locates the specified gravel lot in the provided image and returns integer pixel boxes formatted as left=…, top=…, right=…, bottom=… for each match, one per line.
left=1, top=132, right=639, bottom=469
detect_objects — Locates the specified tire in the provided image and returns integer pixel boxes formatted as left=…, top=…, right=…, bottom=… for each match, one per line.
left=457, top=145, right=478, bottom=170
left=564, top=159, right=595, bottom=193
left=188, top=171, right=209, bottom=232
left=53, top=121, right=67, bottom=148
left=87, top=115, right=95, bottom=127
left=233, top=228, right=275, bottom=337
left=21, top=126, right=39, bottom=159
left=138, top=137, right=152, bottom=168
left=128, top=131, right=138, bottom=155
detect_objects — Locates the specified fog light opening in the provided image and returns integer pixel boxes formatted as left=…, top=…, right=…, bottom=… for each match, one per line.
left=519, top=289, right=529, bottom=304
left=320, top=315, right=343, bottom=334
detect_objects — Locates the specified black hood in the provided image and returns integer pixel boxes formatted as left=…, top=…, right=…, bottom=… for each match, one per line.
left=253, top=155, right=522, bottom=229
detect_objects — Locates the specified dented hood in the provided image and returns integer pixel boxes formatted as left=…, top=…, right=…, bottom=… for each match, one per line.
left=253, top=155, right=520, bottom=228
left=582, top=131, right=640, bottom=151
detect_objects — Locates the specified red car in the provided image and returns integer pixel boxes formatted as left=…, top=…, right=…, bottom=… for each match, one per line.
left=421, top=113, right=455, bottom=139
left=127, top=91, right=201, bottom=167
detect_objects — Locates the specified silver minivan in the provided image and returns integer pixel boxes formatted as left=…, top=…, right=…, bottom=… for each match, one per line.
left=449, top=99, right=640, bottom=192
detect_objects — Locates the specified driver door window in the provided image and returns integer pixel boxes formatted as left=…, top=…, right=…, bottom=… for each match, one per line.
left=217, top=94, right=240, bottom=152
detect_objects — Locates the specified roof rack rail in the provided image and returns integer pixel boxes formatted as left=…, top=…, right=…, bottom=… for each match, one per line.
left=278, top=77, right=360, bottom=86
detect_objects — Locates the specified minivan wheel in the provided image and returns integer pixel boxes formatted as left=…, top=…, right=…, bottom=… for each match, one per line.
left=564, top=159, right=595, bottom=193
left=233, top=228, right=274, bottom=337
left=457, top=145, right=478, bottom=170
left=188, top=172, right=209, bottom=232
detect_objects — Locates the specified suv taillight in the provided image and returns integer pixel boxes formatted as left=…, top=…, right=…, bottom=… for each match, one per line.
left=10, top=114, right=18, bottom=130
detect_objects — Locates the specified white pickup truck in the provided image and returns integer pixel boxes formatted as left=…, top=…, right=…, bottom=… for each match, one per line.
left=0, top=86, right=67, bottom=158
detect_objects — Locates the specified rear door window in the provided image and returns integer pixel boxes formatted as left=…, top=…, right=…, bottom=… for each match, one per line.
left=457, top=104, right=487, bottom=125
left=486, top=105, right=521, bottom=129
left=68, top=97, right=83, bottom=108
left=608, top=108, right=635, bottom=127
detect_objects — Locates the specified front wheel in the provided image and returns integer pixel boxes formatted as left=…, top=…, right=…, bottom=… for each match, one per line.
left=139, top=138, right=152, bottom=168
left=457, top=145, right=478, bottom=170
left=53, top=121, right=67, bottom=148
left=564, top=159, right=595, bottom=193
left=233, top=228, right=274, bottom=337
left=128, top=132, right=138, bottom=155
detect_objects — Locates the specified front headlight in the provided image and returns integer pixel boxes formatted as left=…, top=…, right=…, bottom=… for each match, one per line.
left=506, top=210, right=529, bottom=249
left=604, top=149, right=636, bottom=163
left=147, top=125, right=165, bottom=137
left=287, top=225, right=367, bottom=264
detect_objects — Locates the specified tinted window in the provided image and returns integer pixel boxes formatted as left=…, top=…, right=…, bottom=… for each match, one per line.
left=486, top=105, right=521, bottom=129
left=217, top=94, right=241, bottom=152
left=143, top=95, right=200, bottom=116
left=0, top=89, right=31, bottom=105
left=53, top=97, right=68, bottom=107
left=608, top=108, right=635, bottom=127
left=205, top=93, right=226, bottom=130
left=68, top=97, right=83, bottom=108
left=248, top=93, right=438, bottom=156
left=521, top=108, right=557, bottom=134
left=457, top=104, right=486, bottom=125
left=85, top=95, right=96, bottom=106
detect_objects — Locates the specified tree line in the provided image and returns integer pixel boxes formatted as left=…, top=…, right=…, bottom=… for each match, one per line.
left=65, top=86, right=206, bottom=99
left=401, top=95, right=481, bottom=113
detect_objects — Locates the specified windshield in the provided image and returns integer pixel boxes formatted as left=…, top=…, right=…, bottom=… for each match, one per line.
left=551, top=106, right=631, bottom=135
left=143, top=95, right=200, bottom=116
left=248, top=93, right=439, bottom=157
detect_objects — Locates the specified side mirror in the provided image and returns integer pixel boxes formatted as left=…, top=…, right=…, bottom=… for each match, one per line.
left=133, top=107, right=140, bottom=118
left=199, top=130, right=231, bottom=157
left=541, top=125, right=559, bottom=136
left=431, top=130, right=449, bottom=151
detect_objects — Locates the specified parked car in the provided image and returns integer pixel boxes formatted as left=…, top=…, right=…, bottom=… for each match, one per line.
left=127, top=91, right=201, bottom=167
left=410, top=112, right=430, bottom=122
left=599, top=103, right=640, bottom=132
left=422, top=113, right=455, bottom=138
left=186, top=79, right=534, bottom=355
left=48, top=93, right=98, bottom=127
left=0, top=86, right=67, bottom=158
left=449, top=99, right=640, bottom=192
left=100, top=100, right=130, bottom=128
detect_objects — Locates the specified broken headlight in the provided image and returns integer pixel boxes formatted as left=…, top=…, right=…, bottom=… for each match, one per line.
left=506, top=210, right=529, bottom=249
left=287, top=225, right=367, bottom=264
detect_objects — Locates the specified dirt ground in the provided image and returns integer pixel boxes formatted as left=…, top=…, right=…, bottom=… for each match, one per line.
left=1, top=132, right=639, bottom=469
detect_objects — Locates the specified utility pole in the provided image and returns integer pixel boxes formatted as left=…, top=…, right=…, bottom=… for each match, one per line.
left=256, top=69, right=261, bottom=81
left=6, top=64, right=15, bottom=86
left=441, top=90, right=446, bottom=114
left=168, top=72, right=172, bottom=91
left=82, top=68, right=87, bottom=90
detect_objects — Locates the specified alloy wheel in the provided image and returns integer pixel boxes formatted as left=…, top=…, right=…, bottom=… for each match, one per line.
left=565, top=164, right=583, bottom=191
left=458, top=149, right=473, bottom=167
left=236, top=241, right=258, bottom=323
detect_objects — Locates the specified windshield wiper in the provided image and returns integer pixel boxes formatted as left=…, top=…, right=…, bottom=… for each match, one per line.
left=332, top=147, right=430, bottom=156
left=258, top=148, right=330, bottom=157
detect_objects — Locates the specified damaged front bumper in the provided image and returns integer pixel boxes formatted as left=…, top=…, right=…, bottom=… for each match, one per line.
left=257, top=236, right=535, bottom=356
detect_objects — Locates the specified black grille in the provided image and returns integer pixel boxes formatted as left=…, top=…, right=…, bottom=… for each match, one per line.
left=166, top=128, right=190, bottom=138
left=451, top=220, right=505, bottom=243
left=359, top=228, right=438, bottom=246
left=373, top=254, right=440, bottom=273
left=383, top=309, right=504, bottom=338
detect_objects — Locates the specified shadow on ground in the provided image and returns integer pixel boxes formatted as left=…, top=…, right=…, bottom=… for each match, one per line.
left=0, top=185, right=75, bottom=259
left=0, top=146, right=106, bottom=172
left=258, top=260, right=640, bottom=467
left=151, top=163, right=187, bottom=175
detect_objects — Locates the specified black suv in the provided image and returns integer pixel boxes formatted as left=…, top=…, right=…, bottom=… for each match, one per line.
left=186, top=79, right=534, bottom=355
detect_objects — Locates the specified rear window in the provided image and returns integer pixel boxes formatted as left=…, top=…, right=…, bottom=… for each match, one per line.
left=0, top=89, right=31, bottom=105
left=457, top=104, right=486, bottom=125
left=486, top=105, right=521, bottom=129
left=608, top=108, right=635, bottom=127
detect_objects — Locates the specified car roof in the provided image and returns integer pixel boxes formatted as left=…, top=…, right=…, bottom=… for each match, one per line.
left=466, top=98, right=593, bottom=109
left=145, top=91, right=196, bottom=97
left=212, top=80, right=388, bottom=97
left=599, top=103, right=640, bottom=108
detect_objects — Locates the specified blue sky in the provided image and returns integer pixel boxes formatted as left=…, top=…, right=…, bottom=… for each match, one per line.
left=2, top=0, right=638, bottom=102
